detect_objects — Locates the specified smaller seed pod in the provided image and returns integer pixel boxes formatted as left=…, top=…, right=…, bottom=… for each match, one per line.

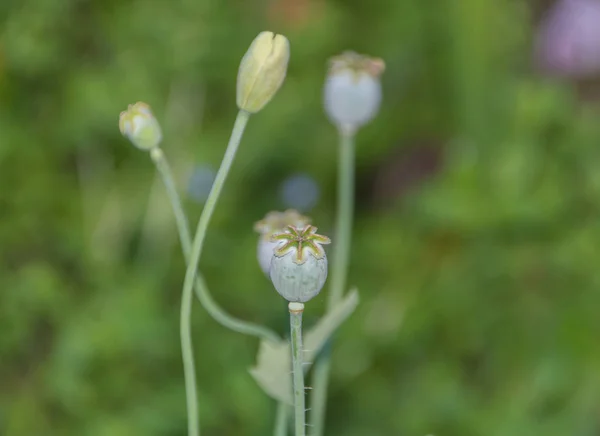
left=253, top=210, right=311, bottom=276
left=323, top=51, right=385, bottom=134
left=269, top=224, right=331, bottom=303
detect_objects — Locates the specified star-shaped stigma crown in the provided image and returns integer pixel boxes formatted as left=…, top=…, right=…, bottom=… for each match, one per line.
left=254, top=209, right=311, bottom=240
left=328, top=51, right=385, bottom=79
left=271, top=225, right=331, bottom=265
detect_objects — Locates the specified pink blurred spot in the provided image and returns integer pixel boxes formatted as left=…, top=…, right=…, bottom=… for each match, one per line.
left=535, top=0, right=600, bottom=78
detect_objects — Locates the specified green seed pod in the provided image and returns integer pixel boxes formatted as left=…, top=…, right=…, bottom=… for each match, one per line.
left=119, top=102, right=162, bottom=150
left=269, top=225, right=331, bottom=303
left=254, top=210, right=312, bottom=276
left=237, top=31, right=290, bottom=113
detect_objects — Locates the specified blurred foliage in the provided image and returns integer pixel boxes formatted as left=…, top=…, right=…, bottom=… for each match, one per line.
left=1, top=0, right=600, bottom=435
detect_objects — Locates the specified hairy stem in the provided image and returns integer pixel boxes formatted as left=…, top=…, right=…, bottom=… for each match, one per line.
left=289, top=302, right=306, bottom=436
left=309, top=129, right=355, bottom=436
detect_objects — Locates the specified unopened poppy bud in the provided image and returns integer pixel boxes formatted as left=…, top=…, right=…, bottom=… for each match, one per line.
left=254, top=210, right=311, bottom=276
left=237, top=31, right=290, bottom=113
left=119, top=102, right=162, bottom=150
left=323, top=51, right=385, bottom=133
left=269, top=225, right=330, bottom=303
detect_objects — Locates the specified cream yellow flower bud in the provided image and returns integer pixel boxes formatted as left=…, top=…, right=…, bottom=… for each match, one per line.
left=119, top=102, right=162, bottom=150
left=237, top=31, right=290, bottom=113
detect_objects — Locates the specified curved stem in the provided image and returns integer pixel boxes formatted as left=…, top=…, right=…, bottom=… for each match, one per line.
left=152, top=146, right=201, bottom=436
left=274, top=401, right=289, bottom=436
left=289, top=302, right=306, bottom=436
left=150, top=148, right=194, bottom=255
left=150, top=147, right=280, bottom=344
left=178, top=110, right=250, bottom=436
left=309, top=129, right=355, bottom=436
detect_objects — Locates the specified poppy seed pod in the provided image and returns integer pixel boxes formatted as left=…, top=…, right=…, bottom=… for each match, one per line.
left=254, top=210, right=311, bottom=276
left=237, top=31, right=290, bottom=113
left=119, top=102, right=162, bottom=151
left=269, top=225, right=331, bottom=303
left=323, top=51, right=385, bottom=133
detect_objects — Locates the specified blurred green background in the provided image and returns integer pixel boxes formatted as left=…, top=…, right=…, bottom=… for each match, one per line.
left=2, top=0, right=600, bottom=435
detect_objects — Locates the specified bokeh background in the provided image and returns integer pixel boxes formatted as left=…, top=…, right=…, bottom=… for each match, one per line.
left=2, top=0, right=600, bottom=435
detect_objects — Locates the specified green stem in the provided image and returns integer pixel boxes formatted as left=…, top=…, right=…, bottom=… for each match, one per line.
left=150, top=148, right=194, bottom=257
left=150, top=147, right=281, bottom=344
left=309, top=129, right=355, bottom=436
left=177, top=109, right=250, bottom=436
left=152, top=146, right=202, bottom=434
left=274, top=402, right=289, bottom=436
left=289, top=302, right=306, bottom=436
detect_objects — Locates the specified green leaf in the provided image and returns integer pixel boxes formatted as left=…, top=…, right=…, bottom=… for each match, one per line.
left=249, top=289, right=360, bottom=404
